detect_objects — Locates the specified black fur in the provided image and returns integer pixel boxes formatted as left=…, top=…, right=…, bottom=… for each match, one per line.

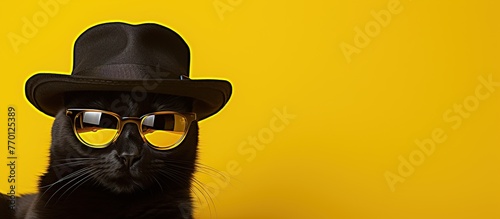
left=1, top=193, right=15, bottom=218
left=4, top=91, right=198, bottom=219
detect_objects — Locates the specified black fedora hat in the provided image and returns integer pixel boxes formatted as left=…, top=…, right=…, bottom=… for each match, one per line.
left=25, top=22, right=232, bottom=120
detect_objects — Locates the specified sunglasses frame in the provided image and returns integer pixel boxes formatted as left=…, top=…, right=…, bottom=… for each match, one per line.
left=65, top=108, right=197, bottom=150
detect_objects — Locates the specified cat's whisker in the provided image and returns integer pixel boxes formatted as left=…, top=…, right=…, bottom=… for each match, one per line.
left=156, top=170, right=208, bottom=215
left=44, top=169, right=93, bottom=206
left=157, top=170, right=186, bottom=188
left=195, top=166, right=234, bottom=184
left=165, top=160, right=236, bottom=209
left=158, top=168, right=217, bottom=219
left=195, top=162, right=226, bottom=173
left=57, top=169, right=95, bottom=202
left=44, top=168, right=94, bottom=206
left=51, top=161, right=91, bottom=168
left=195, top=163, right=240, bottom=183
left=39, top=167, right=93, bottom=189
left=133, top=181, right=145, bottom=191
left=65, top=171, right=95, bottom=198
left=189, top=186, right=203, bottom=209
left=53, top=158, right=97, bottom=161
left=189, top=186, right=208, bottom=217
left=191, top=177, right=218, bottom=219
left=50, top=158, right=98, bottom=165
left=163, top=160, right=234, bottom=184
left=146, top=171, right=172, bottom=193
left=172, top=160, right=224, bottom=173
left=157, top=169, right=198, bottom=197
left=35, top=168, right=90, bottom=206
left=163, top=161, right=209, bottom=175
left=156, top=170, right=204, bottom=208
left=152, top=176, right=164, bottom=193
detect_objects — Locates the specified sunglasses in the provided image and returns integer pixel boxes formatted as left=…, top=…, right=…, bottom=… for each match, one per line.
left=65, top=109, right=197, bottom=150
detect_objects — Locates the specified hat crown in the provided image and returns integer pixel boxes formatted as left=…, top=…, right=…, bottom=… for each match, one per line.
left=72, top=22, right=190, bottom=79
left=26, top=22, right=232, bottom=120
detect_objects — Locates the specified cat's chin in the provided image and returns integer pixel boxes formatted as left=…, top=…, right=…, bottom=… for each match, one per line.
left=99, top=178, right=145, bottom=194
left=95, top=173, right=148, bottom=194
left=109, top=184, right=140, bottom=194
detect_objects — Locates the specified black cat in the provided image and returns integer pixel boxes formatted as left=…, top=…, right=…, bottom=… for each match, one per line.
left=3, top=91, right=199, bottom=219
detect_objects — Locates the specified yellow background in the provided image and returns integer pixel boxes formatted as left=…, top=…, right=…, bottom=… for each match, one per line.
left=1, top=0, right=499, bottom=218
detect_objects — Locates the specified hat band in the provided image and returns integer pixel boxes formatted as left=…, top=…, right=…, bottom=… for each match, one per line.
left=72, top=64, right=185, bottom=80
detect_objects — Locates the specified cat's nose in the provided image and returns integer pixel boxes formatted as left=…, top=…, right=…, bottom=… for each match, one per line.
left=118, top=153, right=142, bottom=168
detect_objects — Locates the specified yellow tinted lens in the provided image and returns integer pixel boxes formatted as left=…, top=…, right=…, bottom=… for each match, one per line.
left=142, top=114, right=187, bottom=148
left=74, top=111, right=119, bottom=147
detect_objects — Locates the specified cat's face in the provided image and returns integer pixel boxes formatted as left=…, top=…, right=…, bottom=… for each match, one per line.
left=49, top=91, right=198, bottom=194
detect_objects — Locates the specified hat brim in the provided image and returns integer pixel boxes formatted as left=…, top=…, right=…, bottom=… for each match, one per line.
left=25, top=73, right=232, bottom=120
